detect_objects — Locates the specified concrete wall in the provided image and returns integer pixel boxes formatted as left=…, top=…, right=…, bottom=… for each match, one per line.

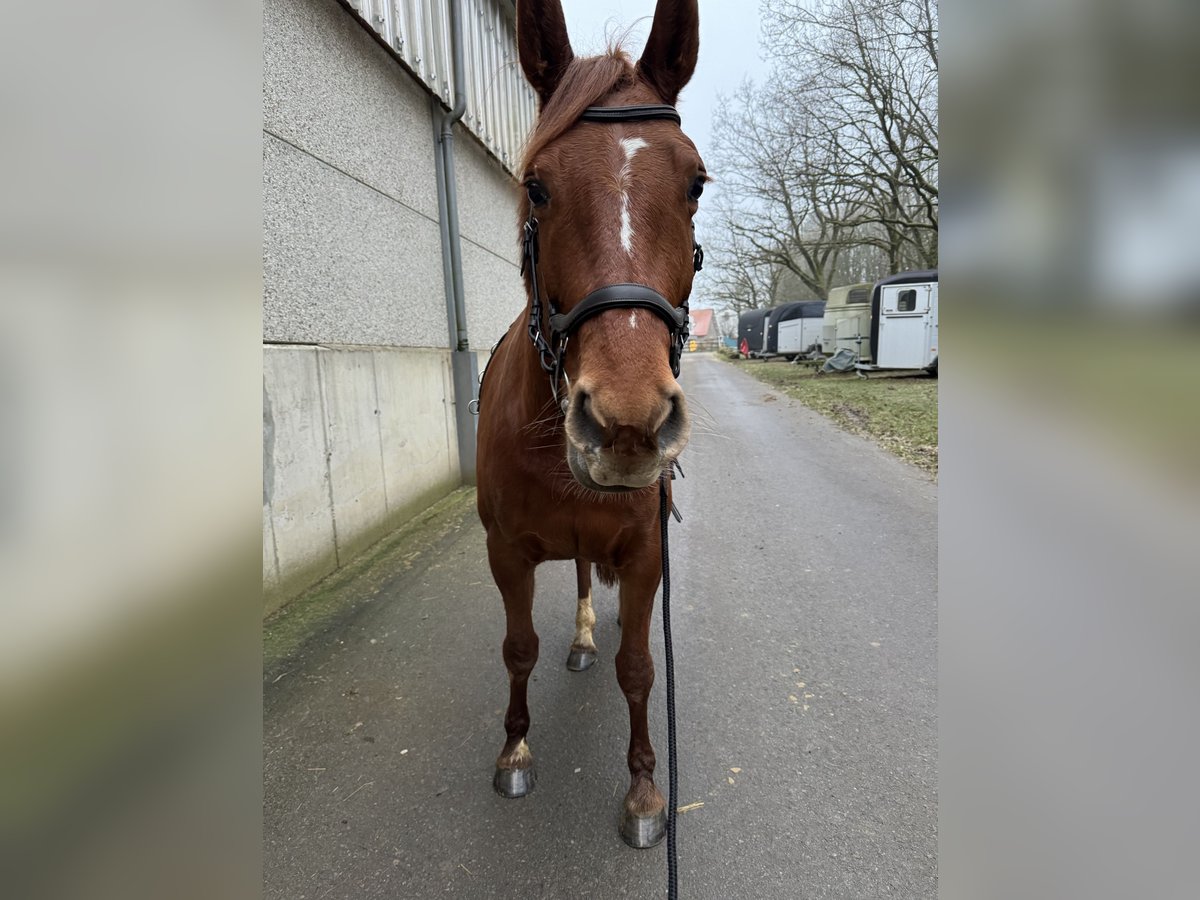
left=262, top=345, right=464, bottom=614
left=454, top=127, right=527, bottom=347
left=263, top=0, right=526, bottom=612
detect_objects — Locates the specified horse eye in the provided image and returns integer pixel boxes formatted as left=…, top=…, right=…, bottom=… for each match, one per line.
left=688, top=177, right=705, bottom=202
left=526, top=181, right=550, bottom=207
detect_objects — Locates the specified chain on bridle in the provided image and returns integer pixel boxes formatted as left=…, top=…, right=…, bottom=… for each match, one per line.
left=520, top=103, right=704, bottom=413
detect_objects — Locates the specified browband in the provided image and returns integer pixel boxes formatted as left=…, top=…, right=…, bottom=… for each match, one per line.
left=580, top=104, right=682, bottom=125
left=548, top=284, right=688, bottom=338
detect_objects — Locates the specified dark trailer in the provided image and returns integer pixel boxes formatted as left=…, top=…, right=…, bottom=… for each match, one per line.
left=737, top=307, right=769, bottom=357
left=766, top=300, right=827, bottom=358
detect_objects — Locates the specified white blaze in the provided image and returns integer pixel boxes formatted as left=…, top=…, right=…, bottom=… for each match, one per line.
left=618, top=137, right=648, bottom=255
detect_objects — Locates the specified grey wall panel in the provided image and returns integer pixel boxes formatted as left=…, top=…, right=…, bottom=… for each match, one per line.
left=263, top=133, right=446, bottom=347
left=453, top=129, right=526, bottom=350
left=344, top=0, right=537, bottom=173
left=454, top=128, right=521, bottom=260
left=263, top=346, right=339, bottom=611
left=263, top=344, right=461, bottom=612
left=264, top=0, right=440, bottom=222
left=459, top=239, right=524, bottom=351
left=315, top=347, right=391, bottom=559
left=373, top=347, right=460, bottom=503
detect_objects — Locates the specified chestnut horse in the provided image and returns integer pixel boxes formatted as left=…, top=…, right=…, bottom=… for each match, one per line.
left=475, top=0, right=705, bottom=849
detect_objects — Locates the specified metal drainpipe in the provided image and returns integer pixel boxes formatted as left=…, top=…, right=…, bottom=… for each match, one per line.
left=433, top=0, right=479, bottom=484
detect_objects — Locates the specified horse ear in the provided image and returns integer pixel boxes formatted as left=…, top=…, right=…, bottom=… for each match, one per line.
left=517, top=0, right=575, bottom=106
left=636, top=0, right=700, bottom=105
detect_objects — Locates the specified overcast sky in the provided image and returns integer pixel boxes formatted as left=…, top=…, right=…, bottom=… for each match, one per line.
left=557, top=0, right=771, bottom=165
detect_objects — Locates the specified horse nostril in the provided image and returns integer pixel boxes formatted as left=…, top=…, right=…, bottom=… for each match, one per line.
left=566, top=388, right=605, bottom=451
left=568, top=386, right=688, bottom=461
left=657, top=393, right=690, bottom=454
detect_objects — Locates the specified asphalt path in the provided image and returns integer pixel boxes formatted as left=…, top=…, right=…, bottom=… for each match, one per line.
left=264, top=354, right=937, bottom=899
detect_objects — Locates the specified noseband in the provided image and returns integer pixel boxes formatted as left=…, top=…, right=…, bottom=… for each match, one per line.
left=521, top=103, right=704, bottom=412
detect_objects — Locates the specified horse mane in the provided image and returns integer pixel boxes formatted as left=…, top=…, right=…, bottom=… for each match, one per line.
left=520, top=46, right=637, bottom=173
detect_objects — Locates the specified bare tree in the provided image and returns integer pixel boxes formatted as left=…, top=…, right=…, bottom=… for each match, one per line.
left=783, top=0, right=937, bottom=267
left=706, top=0, right=938, bottom=309
left=708, top=84, right=851, bottom=302
left=700, top=222, right=784, bottom=313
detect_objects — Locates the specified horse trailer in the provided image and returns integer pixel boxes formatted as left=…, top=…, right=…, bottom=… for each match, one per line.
left=767, top=301, right=826, bottom=358
left=858, top=270, right=939, bottom=374
left=821, top=282, right=874, bottom=361
left=737, top=307, right=769, bottom=357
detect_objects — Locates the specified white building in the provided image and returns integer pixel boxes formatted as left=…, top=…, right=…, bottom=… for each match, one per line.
left=263, top=0, right=532, bottom=612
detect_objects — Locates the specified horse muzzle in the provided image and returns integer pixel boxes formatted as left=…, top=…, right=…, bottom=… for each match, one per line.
left=563, top=384, right=690, bottom=492
left=565, top=443, right=665, bottom=492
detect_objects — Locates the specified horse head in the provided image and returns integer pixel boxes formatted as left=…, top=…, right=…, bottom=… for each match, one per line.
left=517, top=0, right=705, bottom=492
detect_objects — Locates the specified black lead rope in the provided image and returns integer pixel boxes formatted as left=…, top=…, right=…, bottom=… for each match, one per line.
left=659, top=473, right=679, bottom=900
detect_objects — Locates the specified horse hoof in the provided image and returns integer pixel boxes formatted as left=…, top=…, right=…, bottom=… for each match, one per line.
left=566, top=647, right=597, bottom=671
left=493, top=765, right=536, bottom=798
left=619, top=807, right=667, bottom=849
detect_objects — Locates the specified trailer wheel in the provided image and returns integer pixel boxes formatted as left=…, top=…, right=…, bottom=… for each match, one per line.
left=925, top=357, right=938, bottom=377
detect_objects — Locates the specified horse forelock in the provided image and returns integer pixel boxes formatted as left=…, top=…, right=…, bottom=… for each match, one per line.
left=520, top=49, right=636, bottom=176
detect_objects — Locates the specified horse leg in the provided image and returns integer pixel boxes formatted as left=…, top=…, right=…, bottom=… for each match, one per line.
left=566, top=558, right=597, bottom=671
left=614, top=556, right=667, bottom=849
left=488, top=532, right=539, bottom=799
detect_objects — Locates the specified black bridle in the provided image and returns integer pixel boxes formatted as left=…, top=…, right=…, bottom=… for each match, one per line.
left=521, top=103, right=704, bottom=412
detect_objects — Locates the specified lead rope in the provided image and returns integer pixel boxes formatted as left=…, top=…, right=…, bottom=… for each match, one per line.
left=659, top=474, right=679, bottom=900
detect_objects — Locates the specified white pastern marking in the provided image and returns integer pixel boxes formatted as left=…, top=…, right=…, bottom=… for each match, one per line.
left=574, top=589, right=596, bottom=649
left=618, top=138, right=649, bottom=255
left=628, top=311, right=638, bottom=329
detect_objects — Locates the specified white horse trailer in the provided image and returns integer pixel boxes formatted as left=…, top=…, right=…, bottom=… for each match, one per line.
left=821, top=282, right=874, bottom=360
left=857, top=270, right=938, bottom=374
left=773, top=301, right=826, bottom=358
